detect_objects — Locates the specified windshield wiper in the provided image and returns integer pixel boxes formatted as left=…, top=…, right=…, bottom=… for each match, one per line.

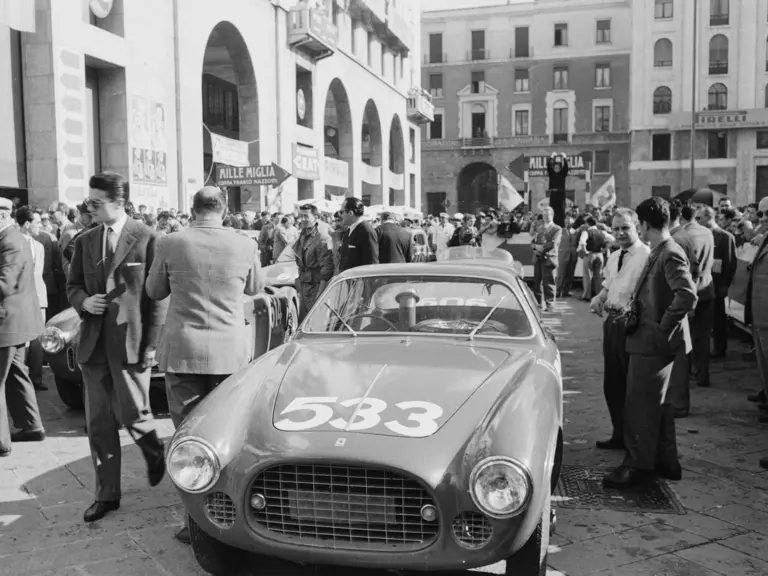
left=467, top=297, right=505, bottom=341
left=324, top=302, right=358, bottom=337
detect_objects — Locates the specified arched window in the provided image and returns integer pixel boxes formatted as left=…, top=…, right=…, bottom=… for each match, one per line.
left=708, top=83, right=728, bottom=110
left=654, top=38, right=673, bottom=67
left=708, top=35, right=728, bottom=75
left=553, top=100, right=569, bottom=143
left=653, top=86, right=672, bottom=114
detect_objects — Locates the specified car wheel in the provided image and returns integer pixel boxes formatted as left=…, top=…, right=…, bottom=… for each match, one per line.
left=54, top=376, right=84, bottom=410
left=284, top=299, right=299, bottom=344
left=189, top=515, right=245, bottom=576
left=505, top=495, right=550, bottom=576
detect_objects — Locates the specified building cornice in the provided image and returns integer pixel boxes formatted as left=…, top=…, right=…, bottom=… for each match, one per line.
left=423, top=0, right=630, bottom=21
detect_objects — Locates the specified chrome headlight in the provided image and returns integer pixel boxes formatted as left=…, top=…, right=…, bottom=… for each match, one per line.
left=40, top=327, right=67, bottom=354
left=470, top=457, right=532, bottom=519
left=167, top=438, right=220, bottom=493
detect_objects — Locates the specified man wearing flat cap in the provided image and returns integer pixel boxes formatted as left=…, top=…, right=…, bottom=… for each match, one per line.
left=0, top=196, right=46, bottom=457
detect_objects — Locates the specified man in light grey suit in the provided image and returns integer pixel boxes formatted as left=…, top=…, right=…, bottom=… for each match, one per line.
left=146, top=186, right=264, bottom=543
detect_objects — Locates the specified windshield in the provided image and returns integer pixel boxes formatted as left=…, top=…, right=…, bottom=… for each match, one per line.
left=302, top=275, right=532, bottom=338
left=436, top=246, right=514, bottom=263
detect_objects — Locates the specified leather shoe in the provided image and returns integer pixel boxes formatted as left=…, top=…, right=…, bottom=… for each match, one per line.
left=596, top=438, right=625, bottom=450
left=11, top=429, right=45, bottom=442
left=655, top=461, right=682, bottom=481
left=0, top=448, right=10, bottom=457
left=83, top=500, right=120, bottom=522
left=175, top=526, right=191, bottom=544
left=748, top=391, right=767, bottom=403
left=760, top=457, right=768, bottom=470
left=603, top=465, right=656, bottom=489
left=148, top=456, right=166, bottom=487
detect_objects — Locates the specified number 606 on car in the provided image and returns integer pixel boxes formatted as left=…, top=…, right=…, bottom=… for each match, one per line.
left=274, top=396, right=444, bottom=438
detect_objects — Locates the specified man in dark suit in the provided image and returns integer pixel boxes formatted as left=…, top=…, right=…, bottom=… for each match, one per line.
left=680, top=205, right=715, bottom=389
left=67, top=172, right=169, bottom=522
left=0, top=197, right=46, bottom=457
left=338, top=197, right=378, bottom=272
left=696, top=206, right=737, bottom=358
left=604, top=197, right=697, bottom=489
left=377, top=212, right=412, bottom=264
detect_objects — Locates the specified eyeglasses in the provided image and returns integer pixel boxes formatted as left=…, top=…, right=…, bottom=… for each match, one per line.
left=85, top=198, right=106, bottom=207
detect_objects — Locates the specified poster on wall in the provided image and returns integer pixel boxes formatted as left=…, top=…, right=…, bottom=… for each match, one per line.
left=129, top=95, right=170, bottom=210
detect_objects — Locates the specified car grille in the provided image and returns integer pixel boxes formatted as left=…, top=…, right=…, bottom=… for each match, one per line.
left=66, top=347, right=76, bottom=372
left=452, top=512, right=493, bottom=549
left=205, top=492, right=236, bottom=528
left=250, top=463, right=439, bottom=550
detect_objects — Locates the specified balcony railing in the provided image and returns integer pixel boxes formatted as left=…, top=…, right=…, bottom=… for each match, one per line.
left=407, top=88, right=435, bottom=124
left=349, top=0, right=386, bottom=27
left=509, top=46, right=533, bottom=58
left=462, top=137, right=493, bottom=149
left=710, top=12, right=729, bottom=26
left=383, top=5, right=412, bottom=53
left=468, top=48, right=489, bottom=61
left=424, top=52, right=447, bottom=64
left=709, top=60, right=728, bottom=75
left=287, top=4, right=337, bottom=61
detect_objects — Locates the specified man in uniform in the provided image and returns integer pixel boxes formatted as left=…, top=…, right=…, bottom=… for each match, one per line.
left=294, top=204, right=334, bottom=320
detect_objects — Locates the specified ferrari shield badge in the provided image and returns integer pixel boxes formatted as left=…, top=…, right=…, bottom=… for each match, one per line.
left=335, top=438, right=346, bottom=447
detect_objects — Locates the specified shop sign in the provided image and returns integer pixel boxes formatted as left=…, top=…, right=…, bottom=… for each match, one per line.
left=292, top=143, right=320, bottom=180
left=323, top=157, right=348, bottom=188
left=217, top=163, right=291, bottom=188
left=526, top=154, right=589, bottom=178
left=668, top=108, right=768, bottom=131
left=211, top=134, right=250, bottom=168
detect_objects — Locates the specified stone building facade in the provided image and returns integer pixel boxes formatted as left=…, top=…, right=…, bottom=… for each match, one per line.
left=420, top=0, right=631, bottom=215
left=0, top=0, right=430, bottom=213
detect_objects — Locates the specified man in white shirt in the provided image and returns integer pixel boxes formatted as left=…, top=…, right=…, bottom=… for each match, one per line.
left=427, top=212, right=455, bottom=254
left=589, top=208, right=650, bottom=450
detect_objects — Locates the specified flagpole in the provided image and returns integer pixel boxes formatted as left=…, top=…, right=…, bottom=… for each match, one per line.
left=689, top=0, right=698, bottom=189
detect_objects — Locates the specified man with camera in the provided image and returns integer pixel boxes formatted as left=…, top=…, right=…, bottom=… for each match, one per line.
left=447, top=213, right=479, bottom=247
left=531, top=207, right=562, bottom=311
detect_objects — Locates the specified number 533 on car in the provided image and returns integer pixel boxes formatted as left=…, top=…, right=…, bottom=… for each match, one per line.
left=166, top=249, right=564, bottom=576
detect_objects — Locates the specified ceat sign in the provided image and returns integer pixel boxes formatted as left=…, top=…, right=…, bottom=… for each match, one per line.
left=90, top=0, right=114, bottom=18
left=291, top=143, right=320, bottom=180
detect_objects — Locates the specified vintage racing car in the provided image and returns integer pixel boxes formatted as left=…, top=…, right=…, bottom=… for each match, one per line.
left=39, top=283, right=300, bottom=410
left=167, top=247, right=563, bottom=576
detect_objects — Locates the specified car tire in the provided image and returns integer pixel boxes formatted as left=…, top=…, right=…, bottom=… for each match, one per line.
left=189, top=515, right=245, bottom=576
left=54, top=376, right=84, bottom=410
left=505, top=495, right=550, bottom=576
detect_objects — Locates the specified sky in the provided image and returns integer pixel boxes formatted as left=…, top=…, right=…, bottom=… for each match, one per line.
left=421, top=0, right=531, bottom=12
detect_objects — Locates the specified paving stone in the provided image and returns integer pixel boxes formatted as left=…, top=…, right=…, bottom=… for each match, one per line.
left=79, top=553, right=169, bottom=576
left=552, top=509, right=655, bottom=543
left=718, top=531, right=768, bottom=563
left=588, top=553, right=722, bottom=576
left=676, top=542, right=768, bottom=576
left=129, top=525, right=208, bottom=576
left=706, top=503, right=768, bottom=536
left=644, top=510, right=745, bottom=541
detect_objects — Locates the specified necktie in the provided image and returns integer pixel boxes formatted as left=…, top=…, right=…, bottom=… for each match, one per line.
left=618, top=249, right=628, bottom=272
left=104, top=227, right=116, bottom=271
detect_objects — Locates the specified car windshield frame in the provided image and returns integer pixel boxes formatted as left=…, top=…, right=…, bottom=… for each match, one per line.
left=298, top=271, right=537, bottom=341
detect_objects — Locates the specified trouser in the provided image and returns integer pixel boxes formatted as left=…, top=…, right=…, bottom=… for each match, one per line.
left=582, top=252, right=604, bottom=300
left=754, top=325, right=768, bottom=398
left=81, top=353, right=163, bottom=501
left=667, top=346, right=690, bottom=414
left=690, top=298, right=714, bottom=386
left=556, top=252, right=577, bottom=297
left=297, top=280, right=321, bottom=321
left=533, top=260, right=556, bottom=306
left=25, top=308, right=47, bottom=387
left=712, top=294, right=728, bottom=354
left=165, top=372, right=230, bottom=429
left=603, top=315, right=629, bottom=440
left=623, top=353, right=679, bottom=472
left=0, top=344, right=44, bottom=452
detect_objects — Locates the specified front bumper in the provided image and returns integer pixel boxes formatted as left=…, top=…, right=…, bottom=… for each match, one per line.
left=177, top=459, right=532, bottom=571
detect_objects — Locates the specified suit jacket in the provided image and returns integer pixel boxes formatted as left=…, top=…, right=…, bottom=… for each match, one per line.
left=376, top=222, right=412, bottom=264
left=24, top=236, right=47, bottom=309
left=710, top=225, right=737, bottom=296
left=146, top=221, right=264, bottom=374
left=33, top=231, right=59, bottom=301
left=338, top=220, right=379, bottom=272
left=0, top=226, right=43, bottom=347
left=293, top=225, right=334, bottom=284
left=66, top=218, right=168, bottom=365
left=745, top=232, right=768, bottom=327
left=625, top=237, right=697, bottom=357
left=682, top=220, right=715, bottom=300
left=533, top=222, right=562, bottom=268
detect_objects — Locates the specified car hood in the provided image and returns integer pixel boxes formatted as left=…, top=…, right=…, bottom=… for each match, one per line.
left=46, top=307, right=80, bottom=331
left=264, top=260, right=298, bottom=286
left=271, top=338, right=519, bottom=437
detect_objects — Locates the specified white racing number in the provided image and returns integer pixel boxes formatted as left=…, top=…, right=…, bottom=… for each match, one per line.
left=418, top=297, right=489, bottom=307
left=275, top=397, right=444, bottom=438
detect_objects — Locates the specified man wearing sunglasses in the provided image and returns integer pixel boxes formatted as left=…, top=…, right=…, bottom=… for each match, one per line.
left=66, top=172, right=169, bottom=523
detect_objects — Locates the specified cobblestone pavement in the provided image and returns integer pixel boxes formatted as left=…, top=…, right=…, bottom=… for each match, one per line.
left=1, top=298, right=767, bottom=576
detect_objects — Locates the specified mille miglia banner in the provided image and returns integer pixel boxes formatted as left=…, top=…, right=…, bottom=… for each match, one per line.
left=216, top=163, right=291, bottom=188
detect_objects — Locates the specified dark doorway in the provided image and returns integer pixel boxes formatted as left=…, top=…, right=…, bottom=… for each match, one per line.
left=756, top=166, right=768, bottom=202
left=457, top=163, right=498, bottom=214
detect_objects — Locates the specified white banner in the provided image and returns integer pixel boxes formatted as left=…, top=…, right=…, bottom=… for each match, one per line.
left=211, top=133, right=250, bottom=167
left=323, top=157, right=349, bottom=188
left=498, top=175, right=523, bottom=212
left=590, top=175, right=616, bottom=210
left=0, top=0, right=35, bottom=32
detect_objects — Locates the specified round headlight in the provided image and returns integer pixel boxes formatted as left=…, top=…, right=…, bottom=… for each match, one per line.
left=40, top=327, right=66, bottom=354
left=167, top=438, right=220, bottom=493
left=470, top=457, right=532, bottom=519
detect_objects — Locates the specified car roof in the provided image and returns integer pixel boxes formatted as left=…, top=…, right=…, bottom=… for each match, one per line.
left=335, top=261, right=522, bottom=284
